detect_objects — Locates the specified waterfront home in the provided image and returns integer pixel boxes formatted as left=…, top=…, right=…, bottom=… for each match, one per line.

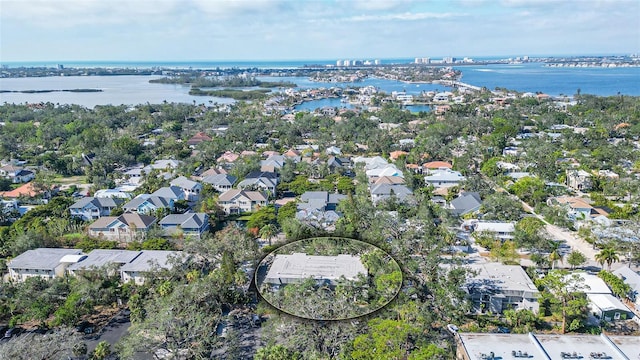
left=159, top=212, right=210, bottom=238
left=69, top=196, right=123, bottom=221
left=170, top=176, right=202, bottom=201
left=218, top=189, right=268, bottom=215
left=8, top=248, right=84, bottom=282
left=88, top=213, right=157, bottom=244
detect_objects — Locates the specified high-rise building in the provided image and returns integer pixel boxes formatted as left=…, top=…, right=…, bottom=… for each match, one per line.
left=336, top=60, right=343, bottom=66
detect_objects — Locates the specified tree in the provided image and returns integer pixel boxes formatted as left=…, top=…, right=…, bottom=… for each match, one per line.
left=539, top=270, right=589, bottom=333
left=504, top=309, right=538, bottom=333
left=255, top=344, right=302, bottom=360
left=595, top=247, right=620, bottom=270
left=0, top=327, right=84, bottom=360
left=259, top=223, right=278, bottom=246
left=567, top=251, right=587, bottom=270
left=91, top=341, right=111, bottom=360
left=509, top=176, right=546, bottom=206
left=480, top=192, right=523, bottom=221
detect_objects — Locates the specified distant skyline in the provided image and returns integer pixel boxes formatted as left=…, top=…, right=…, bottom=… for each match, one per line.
left=1, top=0, right=639, bottom=62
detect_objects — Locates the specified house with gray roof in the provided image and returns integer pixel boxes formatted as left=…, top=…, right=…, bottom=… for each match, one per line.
left=170, top=176, right=202, bottom=201
left=70, top=197, right=123, bottom=221
left=237, top=171, right=279, bottom=195
left=122, top=195, right=173, bottom=214
left=67, top=249, right=141, bottom=275
left=260, top=155, right=286, bottom=170
left=201, top=174, right=237, bottom=193
left=88, top=213, right=157, bottom=244
left=464, top=262, right=540, bottom=314
left=159, top=212, right=210, bottom=238
left=8, top=248, right=84, bottom=282
left=449, top=192, right=482, bottom=216
left=369, top=183, right=413, bottom=205
left=298, top=191, right=346, bottom=211
left=613, top=266, right=640, bottom=309
left=120, top=250, right=184, bottom=285
left=151, top=186, right=185, bottom=201
left=424, top=168, right=466, bottom=188
left=264, top=253, right=367, bottom=287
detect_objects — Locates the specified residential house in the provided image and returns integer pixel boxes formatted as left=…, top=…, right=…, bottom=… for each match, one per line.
left=327, top=156, right=352, bottom=172
left=613, top=266, right=640, bottom=311
left=566, top=169, right=593, bottom=191
left=325, top=146, right=342, bottom=155
left=69, top=197, right=123, bottom=221
left=264, top=253, right=367, bottom=287
left=260, top=155, right=286, bottom=170
left=424, top=168, right=466, bottom=188
left=201, top=174, right=237, bottom=193
left=67, top=249, right=141, bottom=276
left=217, top=151, right=240, bottom=166
left=187, top=132, right=212, bottom=147
left=296, top=191, right=346, bottom=229
left=464, top=262, right=540, bottom=314
left=142, top=159, right=182, bottom=173
left=151, top=186, right=185, bottom=201
left=159, top=212, right=210, bottom=238
left=369, top=183, right=413, bottom=205
left=575, top=272, right=634, bottom=322
left=122, top=195, right=173, bottom=214
left=88, top=213, right=157, bottom=243
left=8, top=248, right=84, bottom=282
left=0, top=164, right=35, bottom=183
left=422, top=161, right=452, bottom=171
left=467, top=220, right=516, bottom=241
left=197, top=167, right=228, bottom=179
left=366, top=164, right=404, bottom=178
left=389, top=150, right=408, bottom=161
left=170, top=176, right=202, bottom=201
left=93, top=189, right=133, bottom=199
left=449, top=192, right=482, bottom=216
left=120, top=250, right=185, bottom=285
left=218, top=189, right=268, bottom=214
left=237, top=171, right=279, bottom=195
left=550, top=196, right=601, bottom=221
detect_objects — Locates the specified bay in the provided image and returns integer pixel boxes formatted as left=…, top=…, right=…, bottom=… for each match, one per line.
left=0, top=75, right=235, bottom=108
left=454, top=62, right=640, bottom=96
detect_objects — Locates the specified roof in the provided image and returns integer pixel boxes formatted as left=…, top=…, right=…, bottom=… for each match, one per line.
left=587, top=293, right=631, bottom=313
left=264, top=253, right=367, bottom=283
left=373, top=176, right=405, bottom=185
left=201, top=174, right=237, bottom=187
left=218, top=189, right=267, bottom=202
left=170, top=176, right=201, bottom=190
left=424, top=168, right=465, bottom=182
left=159, top=213, right=208, bottom=229
left=70, top=197, right=120, bottom=209
left=199, top=167, right=227, bottom=177
left=119, top=250, right=184, bottom=273
left=89, top=213, right=157, bottom=230
left=422, top=161, right=452, bottom=169
left=458, top=332, right=638, bottom=360
left=450, top=192, right=482, bottom=215
left=68, top=249, right=141, bottom=271
left=370, top=183, right=412, bottom=198
left=466, top=263, right=539, bottom=295
left=573, top=272, right=612, bottom=294
left=151, top=186, right=184, bottom=199
left=474, top=221, right=515, bottom=233
left=123, top=195, right=171, bottom=210
left=554, top=196, right=593, bottom=210
left=0, top=182, right=39, bottom=198
left=8, top=248, right=84, bottom=270
left=613, top=266, right=640, bottom=293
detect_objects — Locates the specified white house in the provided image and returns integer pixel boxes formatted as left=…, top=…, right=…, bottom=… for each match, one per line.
left=424, top=168, right=466, bottom=188
left=88, top=213, right=157, bottom=243
left=8, top=248, right=84, bottom=282
left=468, top=220, right=516, bottom=241
left=0, top=165, right=35, bottom=183
left=170, top=176, right=202, bottom=201
left=218, top=189, right=268, bottom=214
left=69, top=197, right=123, bottom=221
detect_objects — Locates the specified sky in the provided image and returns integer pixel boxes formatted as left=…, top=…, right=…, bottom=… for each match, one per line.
left=1, top=0, right=639, bottom=62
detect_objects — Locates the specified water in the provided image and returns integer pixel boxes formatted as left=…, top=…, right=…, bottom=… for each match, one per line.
left=455, top=63, right=640, bottom=96
left=294, top=97, right=354, bottom=111
left=1, top=61, right=638, bottom=108
left=0, top=75, right=235, bottom=107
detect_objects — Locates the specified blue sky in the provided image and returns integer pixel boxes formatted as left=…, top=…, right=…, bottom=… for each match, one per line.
left=1, top=0, right=639, bottom=62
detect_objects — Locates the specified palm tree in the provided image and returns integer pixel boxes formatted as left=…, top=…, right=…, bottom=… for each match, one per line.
left=595, top=247, right=620, bottom=270
left=259, top=223, right=278, bottom=246
left=549, top=249, right=563, bottom=270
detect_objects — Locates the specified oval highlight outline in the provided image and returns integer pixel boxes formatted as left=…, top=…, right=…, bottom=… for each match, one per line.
left=255, top=237, right=403, bottom=321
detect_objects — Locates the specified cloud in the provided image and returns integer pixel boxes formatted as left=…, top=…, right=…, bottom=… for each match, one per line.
left=345, top=11, right=465, bottom=22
